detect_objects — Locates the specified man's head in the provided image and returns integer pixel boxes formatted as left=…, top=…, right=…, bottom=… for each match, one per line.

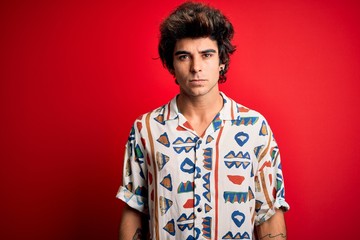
left=158, top=1, right=236, bottom=83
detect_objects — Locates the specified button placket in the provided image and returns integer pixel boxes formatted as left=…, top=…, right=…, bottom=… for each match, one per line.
left=193, top=138, right=205, bottom=228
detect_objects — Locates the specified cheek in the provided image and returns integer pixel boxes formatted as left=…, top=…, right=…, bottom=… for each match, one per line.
left=173, top=64, right=187, bottom=77
left=173, top=69, right=184, bottom=81
left=209, top=59, right=221, bottom=68
left=210, top=63, right=221, bottom=73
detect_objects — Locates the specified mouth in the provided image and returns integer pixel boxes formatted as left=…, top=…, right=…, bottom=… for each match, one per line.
left=188, top=79, right=207, bottom=87
left=189, top=79, right=206, bottom=82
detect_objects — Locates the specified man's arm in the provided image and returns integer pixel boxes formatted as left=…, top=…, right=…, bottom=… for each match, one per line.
left=256, top=209, right=287, bottom=240
left=119, top=204, right=148, bottom=240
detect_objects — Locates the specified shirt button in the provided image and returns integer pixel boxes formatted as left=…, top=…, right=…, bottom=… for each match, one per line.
left=196, top=140, right=202, bottom=149
left=197, top=207, right=202, bottom=212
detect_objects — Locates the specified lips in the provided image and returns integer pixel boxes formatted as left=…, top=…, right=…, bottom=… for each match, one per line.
left=189, top=79, right=207, bottom=85
left=189, top=79, right=206, bottom=82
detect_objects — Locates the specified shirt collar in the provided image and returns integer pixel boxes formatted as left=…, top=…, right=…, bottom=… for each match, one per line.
left=165, top=92, right=238, bottom=121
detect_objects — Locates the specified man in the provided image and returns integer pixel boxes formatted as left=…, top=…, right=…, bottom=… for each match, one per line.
left=117, top=2, right=289, bottom=239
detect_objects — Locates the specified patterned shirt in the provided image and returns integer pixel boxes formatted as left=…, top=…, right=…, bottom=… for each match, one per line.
left=117, top=92, right=289, bottom=240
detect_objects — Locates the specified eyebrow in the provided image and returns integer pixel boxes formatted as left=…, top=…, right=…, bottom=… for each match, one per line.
left=174, top=49, right=217, bottom=55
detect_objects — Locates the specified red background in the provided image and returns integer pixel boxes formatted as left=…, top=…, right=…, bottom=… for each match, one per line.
left=1, top=0, right=359, bottom=239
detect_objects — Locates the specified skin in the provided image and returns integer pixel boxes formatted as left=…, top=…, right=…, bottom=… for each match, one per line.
left=256, top=209, right=287, bottom=239
left=119, top=37, right=287, bottom=239
left=172, top=37, right=225, bottom=136
left=119, top=205, right=145, bottom=240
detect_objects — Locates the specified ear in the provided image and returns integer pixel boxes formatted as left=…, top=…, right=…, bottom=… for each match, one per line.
left=219, top=64, right=225, bottom=71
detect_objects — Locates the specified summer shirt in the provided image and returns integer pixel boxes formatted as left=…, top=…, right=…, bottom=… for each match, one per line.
left=117, top=92, right=289, bottom=240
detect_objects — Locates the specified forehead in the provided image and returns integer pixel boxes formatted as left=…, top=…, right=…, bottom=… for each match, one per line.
left=174, top=37, right=218, bottom=53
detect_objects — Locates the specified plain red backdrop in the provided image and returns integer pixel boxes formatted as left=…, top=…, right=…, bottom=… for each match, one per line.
left=1, top=0, right=359, bottom=239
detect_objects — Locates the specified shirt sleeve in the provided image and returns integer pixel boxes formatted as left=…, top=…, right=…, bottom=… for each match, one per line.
left=116, top=120, right=149, bottom=214
left=254, top=119, right=290, bottom=225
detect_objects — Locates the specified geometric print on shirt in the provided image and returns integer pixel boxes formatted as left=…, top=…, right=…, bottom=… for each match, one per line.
left=117, top=92, right=289, bottom=240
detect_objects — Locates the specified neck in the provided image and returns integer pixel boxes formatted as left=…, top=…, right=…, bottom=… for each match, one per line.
left=176, top=90, right=223, bottom=137
left=177, top=90, right=223, bottom=119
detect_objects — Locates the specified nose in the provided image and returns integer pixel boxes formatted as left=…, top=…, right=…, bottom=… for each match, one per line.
left=190, top=56, right=202, bottom=73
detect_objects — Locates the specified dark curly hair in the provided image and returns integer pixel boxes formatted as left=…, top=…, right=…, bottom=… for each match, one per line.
left=158, top=1, right=236, bottom=83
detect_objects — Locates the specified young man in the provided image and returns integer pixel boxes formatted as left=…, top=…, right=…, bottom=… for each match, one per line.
left=117, top=2, right=289, bottom=239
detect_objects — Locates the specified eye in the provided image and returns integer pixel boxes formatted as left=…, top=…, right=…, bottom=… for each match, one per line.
left=178, top=55, right=189, bottom=61
left=203, top=53, right=213, bottom=58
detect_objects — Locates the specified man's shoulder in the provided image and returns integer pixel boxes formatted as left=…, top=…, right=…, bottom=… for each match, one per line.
left=226, top=95, right=266, bottom=121
left=133, top=100, right=173, bottom=124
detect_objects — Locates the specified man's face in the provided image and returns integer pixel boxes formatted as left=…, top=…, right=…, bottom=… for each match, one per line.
left=173, top=37, right=225, bottom=98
